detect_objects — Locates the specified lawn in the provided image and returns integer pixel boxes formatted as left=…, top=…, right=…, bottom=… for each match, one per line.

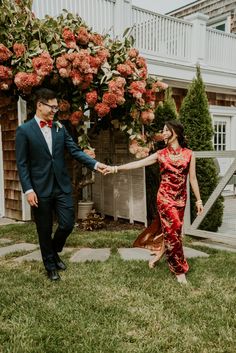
left=0, top=222, right=236, bottom=353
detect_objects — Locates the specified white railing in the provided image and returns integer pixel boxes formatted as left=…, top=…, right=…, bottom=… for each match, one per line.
left=132, top=6, right=192, bottom=62
left=32, top=0, right=116, bottom=36
left=32, top=0, right=236, bottom=75
left=205, top=28, right=236, bottom=71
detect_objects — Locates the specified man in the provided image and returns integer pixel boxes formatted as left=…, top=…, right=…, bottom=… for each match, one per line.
left=15, top=88, right=106, bottom=281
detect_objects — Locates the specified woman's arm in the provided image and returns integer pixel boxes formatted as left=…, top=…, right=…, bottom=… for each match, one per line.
left=189, top=153, right=204, bottom=215
left=104, top=152, right=158, bottom=174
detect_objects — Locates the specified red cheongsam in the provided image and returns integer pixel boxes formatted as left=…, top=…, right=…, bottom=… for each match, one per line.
left=134, top=145, right=192, bottom=275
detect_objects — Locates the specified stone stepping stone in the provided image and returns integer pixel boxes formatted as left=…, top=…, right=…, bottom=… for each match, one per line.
left=183, top=246, right=209, bottom=258
left=0, top=238, right=13, bottom=244
left=118, top=246, right=209, bottom=261
left=14, top=247, right=74, bottom=263
left=70, top=248, right=110, bottom=263
left=118, top=248, right=151, bottom=261
left=0, top=243, right=38, bottom=257
left=192, top=241, right=236, bottom=253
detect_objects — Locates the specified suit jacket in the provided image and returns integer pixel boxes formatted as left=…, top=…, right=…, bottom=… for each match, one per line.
left=15, top=118, right=97, bottom=197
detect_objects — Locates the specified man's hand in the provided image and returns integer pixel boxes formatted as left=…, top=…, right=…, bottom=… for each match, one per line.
left=96, top=162, right=107, bottom=174
left=27, top=192, right=38, bottom=207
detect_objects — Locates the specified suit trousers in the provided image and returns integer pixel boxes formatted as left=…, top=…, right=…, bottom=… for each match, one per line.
left=33, top=180, right=75, bottom=271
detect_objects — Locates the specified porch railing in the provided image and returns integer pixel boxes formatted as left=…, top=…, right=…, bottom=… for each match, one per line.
left=32, top=0, right=236, bottom=75
left=132, top=7, right=192, bottom=62
left=205, top=28, right=236, bottom=71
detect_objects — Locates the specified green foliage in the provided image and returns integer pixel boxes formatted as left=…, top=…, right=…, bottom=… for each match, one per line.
left=152, top=87, right=178, bottom=149
left=179, top=66, right=224, bottom=231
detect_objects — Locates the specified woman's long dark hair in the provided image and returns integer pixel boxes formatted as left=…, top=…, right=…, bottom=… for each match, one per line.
left=165, top=120, right=188, bottom=148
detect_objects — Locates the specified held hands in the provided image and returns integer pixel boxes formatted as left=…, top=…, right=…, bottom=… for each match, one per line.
left=196, top=199, right=204, bottom=215
left=103, top=165, right=118, bottom=175
left=96, top=162, right=108, bottom=174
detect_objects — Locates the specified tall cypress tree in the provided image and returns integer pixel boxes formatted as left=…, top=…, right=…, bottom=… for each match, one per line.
left=146, top=88, right=178, bottom=224
left=179, top=66, right=224, bottom=231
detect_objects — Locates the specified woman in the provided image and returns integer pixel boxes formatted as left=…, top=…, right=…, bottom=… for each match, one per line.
left=105, top=121, right=204, bottom=284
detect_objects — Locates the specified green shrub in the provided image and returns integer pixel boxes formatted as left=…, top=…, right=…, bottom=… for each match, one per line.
left=179, top=66, right=224, bottom=231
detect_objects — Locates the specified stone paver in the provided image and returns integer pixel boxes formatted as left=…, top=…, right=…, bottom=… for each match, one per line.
left=70, top=248, right=110, bottom=262
left=183, top=246, right=209, bottom=258
left=118, top=246, right=209, bottom=260
left=192, top=241, right=236, bottom=253
left=118, top=248, right=151, bottom=261
left=14, top=247, right=75, bottom=263
left=0, top=238, right=13, bottom=244
left=0, top=218, right=23, bottom=226
left=0, top=243, right=38, bottom=257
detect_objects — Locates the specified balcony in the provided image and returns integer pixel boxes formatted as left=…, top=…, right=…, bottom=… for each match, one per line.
left=32, top=0, right=236, bottom=92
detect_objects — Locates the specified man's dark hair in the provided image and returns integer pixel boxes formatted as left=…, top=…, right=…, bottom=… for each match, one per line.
left=34, top=88, right=57, bottom=105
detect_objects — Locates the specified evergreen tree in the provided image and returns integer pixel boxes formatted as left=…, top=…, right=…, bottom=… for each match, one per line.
left=179, top=66, right=224, bottom=231
left=146, top=88, right=178, bottom=224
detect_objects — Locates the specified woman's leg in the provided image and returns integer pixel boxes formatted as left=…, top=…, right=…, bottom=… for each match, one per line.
left=159, top=206, right=189, bottom=276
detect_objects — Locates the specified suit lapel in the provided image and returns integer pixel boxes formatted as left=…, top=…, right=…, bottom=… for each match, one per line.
left=31, top=118, right=51, bottom=156
left=51, top=123, right=57, bottom=156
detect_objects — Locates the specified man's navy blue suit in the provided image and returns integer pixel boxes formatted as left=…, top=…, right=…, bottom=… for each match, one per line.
left=16, top=118, right=98, bottom=270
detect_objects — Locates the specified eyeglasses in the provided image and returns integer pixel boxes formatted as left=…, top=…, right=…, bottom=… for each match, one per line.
left=40, top=102, right=59, bottom=112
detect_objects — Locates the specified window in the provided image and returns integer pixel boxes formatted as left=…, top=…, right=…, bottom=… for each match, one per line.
left=215, top=23, right=225, bottom=32
left=214, top=121, right=226, bottom=151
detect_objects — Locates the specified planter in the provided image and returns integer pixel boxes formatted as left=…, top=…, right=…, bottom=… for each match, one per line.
left=77, top=201, right=94, bottom=219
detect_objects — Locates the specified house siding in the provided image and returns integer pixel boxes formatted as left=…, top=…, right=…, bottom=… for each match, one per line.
left=0, top=94, right=22, bottom=220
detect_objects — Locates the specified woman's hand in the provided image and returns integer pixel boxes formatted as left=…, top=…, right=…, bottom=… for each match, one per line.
left=196, top=200, right=204, bottom=215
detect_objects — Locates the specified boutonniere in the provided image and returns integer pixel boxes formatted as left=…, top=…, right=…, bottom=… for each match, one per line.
left=55, top=121, right=63, bottom=132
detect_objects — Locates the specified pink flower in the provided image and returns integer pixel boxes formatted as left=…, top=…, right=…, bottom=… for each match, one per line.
left=153, top=81, right=168, bottom=90
left=102, top=92, right=117, bottom=108
left=90, top=33, right=104, bottom=46
left=86, top=91, right=98, bottom=107
left=14, top=72, right=41, bottom=93
left=94, top=102, right=110, bottom=118
left=70, top=70, right=83, bottom=85
left=56, top=55, right=69, bottom=69
left=32, top=52, right=53, bottom=77
left=128, top=48, right=139, bottom=58
left=13, top=43, right=26, bottom=58
left=58, top=99, right=70, bottom=112
left=129, top=81, right=146, bottom=99
left=70, top=111, right=83, bottom=123
left=83, top=148, right=96, bottom=159
left=97, top=48, right=110, bottom=63
left=0, top=65, right=13, bottom=80
left=0, top=66, right=13, bottom=90
left=117, top=63, right=133, bottom=77
left=136, top=56, right=147, bottom=68
left=76, top=27, right=90, bottom=45
left=58, top=68, right=71, bottom=78
left=62, top=28, right=76, bottom=49
left=0, top=44, right=12, bottom=62
left=140, top=110, right=155, bottom=124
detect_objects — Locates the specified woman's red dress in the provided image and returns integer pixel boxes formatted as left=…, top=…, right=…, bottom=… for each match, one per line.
left=133, top=145, right=192, bottom=275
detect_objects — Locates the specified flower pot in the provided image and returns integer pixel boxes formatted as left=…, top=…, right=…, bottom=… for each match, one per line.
left=77, top=201, right=94, bottom=219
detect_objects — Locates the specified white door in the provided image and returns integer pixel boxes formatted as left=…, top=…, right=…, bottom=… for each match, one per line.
left=0, top=125, right=5, bottom=217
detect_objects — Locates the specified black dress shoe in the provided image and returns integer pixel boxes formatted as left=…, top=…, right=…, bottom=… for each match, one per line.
left=54, top=254, right=67, bottom=271
left=47, top=269, right=61, bottom=281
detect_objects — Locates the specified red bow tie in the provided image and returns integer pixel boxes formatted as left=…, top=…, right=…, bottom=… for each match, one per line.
left=40, top=120, right=53, bottom=128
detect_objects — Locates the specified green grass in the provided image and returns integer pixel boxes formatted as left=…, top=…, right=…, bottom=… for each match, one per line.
left=0, top=223, right=236, bottom=353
